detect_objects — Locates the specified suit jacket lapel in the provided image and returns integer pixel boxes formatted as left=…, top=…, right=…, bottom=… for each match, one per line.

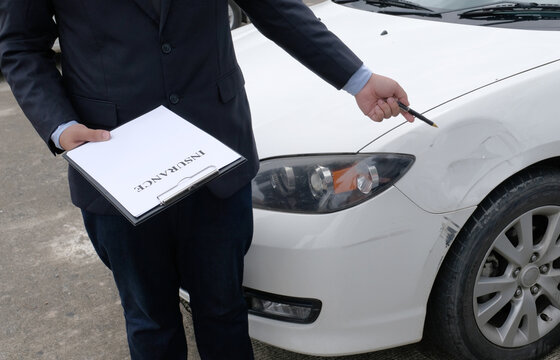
left=132, top=0, right=160, bottom=24
left=159, top=0, right=172, bottom=34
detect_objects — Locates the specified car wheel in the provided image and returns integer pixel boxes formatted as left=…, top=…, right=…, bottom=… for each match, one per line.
left=426, top=167, right=560, bottom=360
left=228, top=0, right=242, bottom=30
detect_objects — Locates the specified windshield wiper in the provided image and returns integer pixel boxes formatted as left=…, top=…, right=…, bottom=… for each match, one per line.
left=333, top=0, right=434, bottom=11
left=365, top=0, right=435, bottom=12
left=333, top=0, right=440, bottom=17
left=459, top=2, right=560, bottom=19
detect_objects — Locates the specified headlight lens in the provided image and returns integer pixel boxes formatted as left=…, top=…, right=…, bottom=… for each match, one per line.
left=252, top=153, right=415, bottom=213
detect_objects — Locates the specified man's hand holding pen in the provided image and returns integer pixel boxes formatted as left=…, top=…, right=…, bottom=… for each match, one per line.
left=355, top=73, right=415, bottom=123
left=355, top=72, right=438, bottom=128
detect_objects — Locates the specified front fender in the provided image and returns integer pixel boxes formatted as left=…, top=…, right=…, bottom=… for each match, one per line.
left=361, top=60, right=560, bottom=214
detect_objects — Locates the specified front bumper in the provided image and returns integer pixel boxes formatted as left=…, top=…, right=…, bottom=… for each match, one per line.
left=244, top=186, right=474, bottom=356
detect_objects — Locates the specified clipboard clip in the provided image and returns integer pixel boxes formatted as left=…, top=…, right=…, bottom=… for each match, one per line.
left=157, top=165, right=218, bottom=205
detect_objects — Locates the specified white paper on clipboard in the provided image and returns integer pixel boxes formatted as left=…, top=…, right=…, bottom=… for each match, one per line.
left=64, top=106, right=244, bottom=221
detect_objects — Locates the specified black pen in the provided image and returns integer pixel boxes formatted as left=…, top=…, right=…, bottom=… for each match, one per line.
left=397, top=100, right=438, bottom=128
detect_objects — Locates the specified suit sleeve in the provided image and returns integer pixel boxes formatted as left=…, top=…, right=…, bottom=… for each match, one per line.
left=0, top=0, right=78, bottom=154
left=234, top=0, right=363, bottom=90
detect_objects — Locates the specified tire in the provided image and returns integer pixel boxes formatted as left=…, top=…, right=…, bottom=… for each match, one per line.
left=228, top=0, right=242, bottom=30
left=426, top=167, right=560, bottom=360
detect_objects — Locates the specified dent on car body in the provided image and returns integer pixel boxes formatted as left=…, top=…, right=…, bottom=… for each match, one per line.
left=365, top=60, right=560, bottom=214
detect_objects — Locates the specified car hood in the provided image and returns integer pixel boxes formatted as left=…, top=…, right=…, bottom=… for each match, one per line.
left=232, top=1, right=560, bottom=159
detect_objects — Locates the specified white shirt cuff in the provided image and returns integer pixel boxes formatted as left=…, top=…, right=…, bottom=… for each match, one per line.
left=51, top=120, right=79, bottom=150
left=342, top=64, right=373, bottom=96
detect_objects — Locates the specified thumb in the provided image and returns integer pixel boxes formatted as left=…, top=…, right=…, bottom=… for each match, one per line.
left=60, top=124, right=111, bottom=151
left=392, top=84, right=415, bottom=123
left=393, top=82, right=410, bottom=107
left=78, top=127, right=111, bottom=143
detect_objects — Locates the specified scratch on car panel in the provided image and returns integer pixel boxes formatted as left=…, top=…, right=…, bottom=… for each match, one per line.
left=440, top=217, right=460, bottom=247
left=343, top=229, right=412, bottom=249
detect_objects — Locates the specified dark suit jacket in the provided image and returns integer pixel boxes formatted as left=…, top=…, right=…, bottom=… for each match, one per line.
left=0, top=0, right=362, bottom=215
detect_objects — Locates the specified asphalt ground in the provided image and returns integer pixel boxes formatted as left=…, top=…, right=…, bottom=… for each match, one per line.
left=2, top=6, right=560, bottom=360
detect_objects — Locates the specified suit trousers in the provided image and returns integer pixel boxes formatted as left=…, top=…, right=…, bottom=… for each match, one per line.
left=81, top=184, right=254, bottom=360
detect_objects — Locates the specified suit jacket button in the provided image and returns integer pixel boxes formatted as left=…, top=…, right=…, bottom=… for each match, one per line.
left=169, top=94, right=180, bottom=104
left=161, top=43, right=172, bottom=54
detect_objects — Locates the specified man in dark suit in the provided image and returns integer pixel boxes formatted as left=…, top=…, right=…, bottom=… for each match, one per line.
left=0, top=0, right=413, bottom=359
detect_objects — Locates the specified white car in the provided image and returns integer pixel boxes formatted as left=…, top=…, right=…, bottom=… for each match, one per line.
left=233, top=1, right=560, bottom=359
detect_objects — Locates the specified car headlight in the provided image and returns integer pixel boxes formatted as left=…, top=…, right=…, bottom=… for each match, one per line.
left=252, top=153, right=415, bottom=213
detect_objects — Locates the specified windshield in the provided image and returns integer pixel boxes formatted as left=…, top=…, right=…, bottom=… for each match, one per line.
left=335, top=0, right=560, bottom=29
left=406, top=0, right=560, bottom=12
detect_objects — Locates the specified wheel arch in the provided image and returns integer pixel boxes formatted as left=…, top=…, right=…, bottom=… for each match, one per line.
left=428, top=156, right=560, bottom=302
left=422, top=161, right=560, bottom=359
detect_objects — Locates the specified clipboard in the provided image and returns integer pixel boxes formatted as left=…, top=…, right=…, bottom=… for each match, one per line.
left=63, top=106, right=246, bottom=226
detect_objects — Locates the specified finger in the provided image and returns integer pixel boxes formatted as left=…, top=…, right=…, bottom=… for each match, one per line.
left=393, top=83, right=410, bottom=107
left=366, top=106, right=381, bottom=122
left=75, top=127, right=111, bottom=143
left=373, top=106, right=385, bottom=122
left=389, top=84, right=414, bottom=122
left=376, top=100, right=392, bottom=119
left=387, top=97, right=400, bottom=117
left=400, top=110, right=415, bottom=123
left=397, top=95, right=410, bottom=108
left=60, top=124, right=111, bottom=151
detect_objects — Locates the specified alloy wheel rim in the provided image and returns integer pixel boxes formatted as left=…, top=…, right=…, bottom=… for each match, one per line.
left=473, top=206, right=560, bottom=347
